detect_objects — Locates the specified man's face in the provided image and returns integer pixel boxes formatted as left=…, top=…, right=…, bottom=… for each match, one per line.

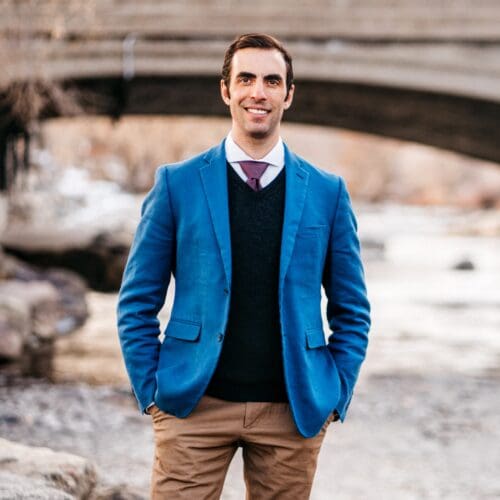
left=221, top=48, right=294, bottom=145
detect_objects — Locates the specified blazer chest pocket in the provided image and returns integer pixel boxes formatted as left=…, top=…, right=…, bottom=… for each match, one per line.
left=297, top=225, right=328, bottom=238
left=289, top=226, right=328, bottom=287
left=164, top=319, right=201, bottom=342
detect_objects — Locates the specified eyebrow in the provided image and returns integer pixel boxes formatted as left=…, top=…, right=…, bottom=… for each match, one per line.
left=264, top=74, right=283, bottom=82
left=236, top=72, right=256, bottom=79
left=236, top=72, right=283, bottom=82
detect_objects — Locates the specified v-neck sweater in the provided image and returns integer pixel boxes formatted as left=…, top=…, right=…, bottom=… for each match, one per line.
left=205, top=163, right=288, bottom=402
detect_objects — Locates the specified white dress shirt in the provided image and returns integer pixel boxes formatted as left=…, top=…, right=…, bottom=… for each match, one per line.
left=225, top=133, right=285, bottom=188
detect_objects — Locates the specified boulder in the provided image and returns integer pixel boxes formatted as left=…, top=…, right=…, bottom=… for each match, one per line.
left=0, top=170, right=141, bottom=292
left=5, top=256, right=88, bottom=328
left=0, top=295, right=30, bottom=360
left=91, top=484, right=147, bottom=500
left=0, top=438, right=98, bottom=499
left=452, top=258, right=475, bottom=271
left=4, top=231, right=132, bottom=292
left=0, top=471, right=72, bottom=499
left=0, top=280, right=60, bottom=340
left=0, top=253, right=88, bottom=376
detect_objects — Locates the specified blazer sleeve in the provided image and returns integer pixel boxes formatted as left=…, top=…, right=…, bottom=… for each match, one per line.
left=117, top=166, right=175, bottom=413
left=322, top=177, right=371, bottom=420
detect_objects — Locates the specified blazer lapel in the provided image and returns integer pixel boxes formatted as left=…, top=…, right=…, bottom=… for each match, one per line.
left=198, top=140, right=309, bottom=290
left=199, top=140, right=232, bottom=286
left=279, top=144, right=309, bottom=288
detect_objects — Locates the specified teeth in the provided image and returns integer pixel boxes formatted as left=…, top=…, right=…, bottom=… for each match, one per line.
left=247, top=108, right=268, bottom=115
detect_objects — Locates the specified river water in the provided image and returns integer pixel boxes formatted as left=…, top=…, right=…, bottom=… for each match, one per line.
left=358, top=203, right=500, bottom=378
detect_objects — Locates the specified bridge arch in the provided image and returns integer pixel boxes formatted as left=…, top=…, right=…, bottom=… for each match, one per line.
left=1, top=1, right=500, bottom=188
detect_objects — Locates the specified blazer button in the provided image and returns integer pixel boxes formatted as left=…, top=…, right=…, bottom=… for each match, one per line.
left=223, top=288, right=229, bottom=295
left=217, top=333, right=224, bottom=342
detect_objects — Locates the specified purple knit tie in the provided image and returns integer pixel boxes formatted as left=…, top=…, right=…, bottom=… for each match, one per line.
left=238, top=161, right=269, bottom=191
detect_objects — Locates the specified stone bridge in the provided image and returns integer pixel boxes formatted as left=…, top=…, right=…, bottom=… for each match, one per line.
left=1, top=0, right=500, bottom=188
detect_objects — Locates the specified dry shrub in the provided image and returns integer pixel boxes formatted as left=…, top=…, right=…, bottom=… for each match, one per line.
left=1, top=80, right=83, bottom=128
left=0, top=0, right=98, bottom=124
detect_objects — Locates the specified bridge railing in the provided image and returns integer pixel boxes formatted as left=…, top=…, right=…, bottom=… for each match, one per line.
left=1, top=0, right=500, bottom=40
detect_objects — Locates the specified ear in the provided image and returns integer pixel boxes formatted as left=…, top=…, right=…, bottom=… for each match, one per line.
left=283, top=83, right=295, bottom=110
left=220, top=79, right=230, bottom=106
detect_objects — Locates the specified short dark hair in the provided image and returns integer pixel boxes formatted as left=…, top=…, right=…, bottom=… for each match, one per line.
left=221, top=33, right=294, bottom=97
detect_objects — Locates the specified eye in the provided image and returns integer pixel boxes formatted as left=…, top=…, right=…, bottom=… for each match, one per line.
left=239, top=76, right=252, bottom=85
left=266, top=77, right=283, bottom=88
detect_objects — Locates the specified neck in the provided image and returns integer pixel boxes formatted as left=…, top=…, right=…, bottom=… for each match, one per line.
left=231, top=130, right=280, bottom=159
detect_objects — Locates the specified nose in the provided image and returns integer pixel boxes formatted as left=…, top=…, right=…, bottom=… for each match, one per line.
left=250, top=79, right=267, bottom=100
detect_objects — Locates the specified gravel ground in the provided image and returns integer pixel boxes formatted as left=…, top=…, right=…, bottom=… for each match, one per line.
left=1, top=371, right=499, bottom=499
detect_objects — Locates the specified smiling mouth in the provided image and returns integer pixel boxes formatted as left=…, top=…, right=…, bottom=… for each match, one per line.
left=246, top=108, right=270, bottom=115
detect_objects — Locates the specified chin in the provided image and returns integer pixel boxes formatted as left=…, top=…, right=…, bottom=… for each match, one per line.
left=248, top=130, right=269, bottom=139
left=245, top=125, right=272, bottom=139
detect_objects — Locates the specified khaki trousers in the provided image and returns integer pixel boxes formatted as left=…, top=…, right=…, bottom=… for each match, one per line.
left=150, top=395, right=333, bottom=499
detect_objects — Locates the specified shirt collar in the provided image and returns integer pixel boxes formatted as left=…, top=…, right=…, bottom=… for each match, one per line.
left=225, top=133, right=285, bottom=168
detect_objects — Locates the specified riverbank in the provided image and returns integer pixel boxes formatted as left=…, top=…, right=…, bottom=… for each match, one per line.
left=1, top=203, right=499, bottom=498
left=1, top=371, right=498, bottom=499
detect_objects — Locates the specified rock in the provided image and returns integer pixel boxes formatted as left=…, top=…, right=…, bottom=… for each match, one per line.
left=0, top=438, right=98, bottom=499
left=3, top=230, right=131, bottom=292
left=0, top=254, right=88, bottom=335
left=1, top=251, right=40, bottom=280
left=0, top=169, right=141, bottom=292
left=0, top=280, right=60, bottom=340
left=0, top=254, right=88, bottom=376
left=91, top=484, right=147, bottom=500
left=42, top=268, right=88, bottom=334
left=0, top=295, right=30, bottom=360
left=21, top=336, right=56, bottom=378
left=0, top=470, right=73, bottom=499
left=452, top=258, right=475, bottom=271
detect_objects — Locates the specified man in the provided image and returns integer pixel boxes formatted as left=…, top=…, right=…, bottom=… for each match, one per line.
left=117, top=33, right=370, bottom=499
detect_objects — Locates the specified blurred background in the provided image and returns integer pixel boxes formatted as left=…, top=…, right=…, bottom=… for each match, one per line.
left=0, top=1, right=499, bottom=498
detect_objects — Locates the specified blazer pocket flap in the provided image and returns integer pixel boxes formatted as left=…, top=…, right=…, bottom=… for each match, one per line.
left=165, top=319, right=201, bottom=342
left=306, top=327, right=326, bottom=349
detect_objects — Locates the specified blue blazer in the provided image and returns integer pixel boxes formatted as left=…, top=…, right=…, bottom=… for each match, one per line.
left=117, top=139, right=370, bottom=438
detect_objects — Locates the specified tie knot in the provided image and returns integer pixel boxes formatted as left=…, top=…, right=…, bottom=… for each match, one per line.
left=238, top=161, right=269, bottom=182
